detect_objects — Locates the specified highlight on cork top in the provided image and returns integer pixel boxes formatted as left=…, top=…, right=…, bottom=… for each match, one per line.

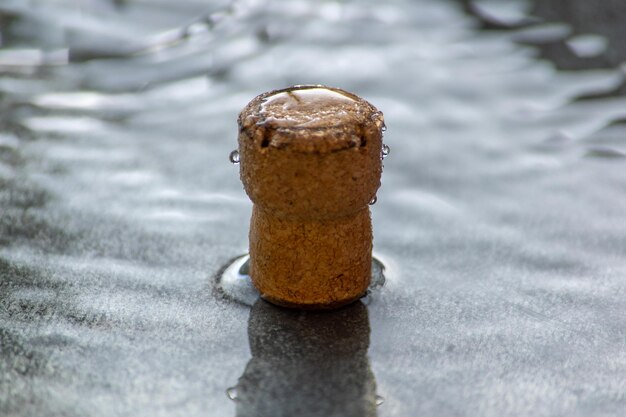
left=238, top=85, right=385, bottom=153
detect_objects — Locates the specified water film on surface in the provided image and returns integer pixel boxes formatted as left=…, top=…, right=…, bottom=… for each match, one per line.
left=1, top=0, right=625, bottom=416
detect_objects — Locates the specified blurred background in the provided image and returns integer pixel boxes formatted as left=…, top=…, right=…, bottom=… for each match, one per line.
left=1, top=1, right=625, bottom=416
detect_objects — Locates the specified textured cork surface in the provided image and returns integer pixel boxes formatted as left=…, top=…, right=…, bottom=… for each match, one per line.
left=238, top=85, right=384, bottom=308
left=250, top=206, right=373, bottom=309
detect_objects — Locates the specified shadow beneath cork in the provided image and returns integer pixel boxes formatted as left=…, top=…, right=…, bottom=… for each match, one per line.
left=229, top=299, right=379, bottom=417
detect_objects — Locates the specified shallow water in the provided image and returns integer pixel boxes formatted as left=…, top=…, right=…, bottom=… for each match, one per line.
left=218, top=254, right=387, bottom=308
left=1, top=0, right=625, bottom=416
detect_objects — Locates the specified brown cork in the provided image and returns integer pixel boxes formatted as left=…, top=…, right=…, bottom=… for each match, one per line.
left=237, top=85, right=384, bottom=309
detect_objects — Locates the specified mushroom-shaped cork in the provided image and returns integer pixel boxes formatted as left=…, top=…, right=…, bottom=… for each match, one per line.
left=236, top=85, right=384, bottom=309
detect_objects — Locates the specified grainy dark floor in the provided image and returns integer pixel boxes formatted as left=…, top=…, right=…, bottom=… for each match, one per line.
left=1, top=1, right=625, bottom=416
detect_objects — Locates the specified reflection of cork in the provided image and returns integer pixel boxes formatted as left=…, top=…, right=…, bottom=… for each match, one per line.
left=238, top=85, right=384, bottom=309
left=235, top=299, right=377, bottom=417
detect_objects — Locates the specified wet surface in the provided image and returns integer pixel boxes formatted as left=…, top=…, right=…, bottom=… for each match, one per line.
left=218, top=254, right=386, bottom=308
left=1, top=0, right=626, bottom=416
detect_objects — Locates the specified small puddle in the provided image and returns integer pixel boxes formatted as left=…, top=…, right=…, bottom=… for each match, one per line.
left=217, top=254, right=387, bottom=307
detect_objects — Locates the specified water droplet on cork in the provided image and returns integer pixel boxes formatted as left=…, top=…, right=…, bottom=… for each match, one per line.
left=229, top=150, right=240, bottom=164
left=376, top=395, right=385, bottom=406
left=369, top=196, right=377, bottom=205
left=226, top=386, right=239, bottom=401
left=381, top=143, right=390, bottom=160
left=257, top=85, right=362, bottom=130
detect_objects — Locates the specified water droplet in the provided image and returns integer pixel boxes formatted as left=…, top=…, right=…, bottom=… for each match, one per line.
left=376, top=395, right=385, bottom=406
left=259, top=85, right=359, bottom=129
left=381, top=144, right=390, bottom=159
left=381, top=123, right=387, bottom=132
left=370, top=257, right=386, bottom=290
left=229, top=150, right=240, bottom=164
left=226, top=386, right=239, bottom=401
left=360, top=290, right=373, bottom=306
left=369, top=196, right=377, bottom=205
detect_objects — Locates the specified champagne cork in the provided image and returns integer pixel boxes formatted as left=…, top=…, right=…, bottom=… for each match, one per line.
left=237, top=85, right=384, bottom=309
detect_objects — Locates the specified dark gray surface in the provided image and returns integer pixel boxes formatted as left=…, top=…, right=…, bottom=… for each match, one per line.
left=1, top=0, right=625, bottom=416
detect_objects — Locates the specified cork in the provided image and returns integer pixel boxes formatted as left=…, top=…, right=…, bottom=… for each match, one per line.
left=237, top=85, right=384, bottom=309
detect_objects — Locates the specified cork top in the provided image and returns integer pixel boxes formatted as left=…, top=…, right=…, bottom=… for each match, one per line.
left=239, top=85, right=384, bottom=153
